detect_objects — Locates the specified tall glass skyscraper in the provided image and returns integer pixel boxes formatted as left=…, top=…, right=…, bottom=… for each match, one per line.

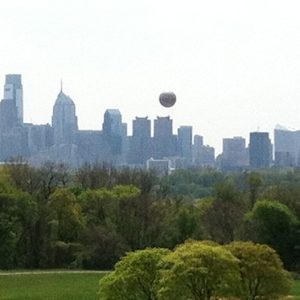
left=4, top=74, right=23, bottom=124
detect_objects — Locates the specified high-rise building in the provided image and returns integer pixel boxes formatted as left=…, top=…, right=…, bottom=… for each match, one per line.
left=4, top=74, right=23, bottom=124
left=129, top=117, right=151, bottom=164
left=221, top=137, right=249, bottom=170
left=274, top=126, right=300, bottom=167
left=52, top=88, right=78, bottom=145
left=192, top=134, right=215, bottom=167
left=249, top=132, right=272, bottom=168
left=177, top=126, right=192, bottom=159
left=102, top=109, right=123, bottom=155
left=25, top=123, right=54, bottom=154
left=153, top=116, right=177, bottom=158
left=0, top=99, right=18, bottom=133
left=194, top=135, right=203, bottom=148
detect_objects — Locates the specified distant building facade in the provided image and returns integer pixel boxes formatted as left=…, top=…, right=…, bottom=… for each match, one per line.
left=153, top=116, right=177, bottom=159
left=249, top=132, right=272, bottom=168
left=102, top=109, right=123, bottom=155
left=146, top=158, right=171, bottom=175
left=192, top=135, right=215, bottom=167
left=221, top=137, right=249, bottom=170
left=177, top=126, right=192, bottom=160
left=52, top=89, right=78, bottom=145
left=4, top=74, right=23, bottom=124
left=128, top=117, right=151, bottom=165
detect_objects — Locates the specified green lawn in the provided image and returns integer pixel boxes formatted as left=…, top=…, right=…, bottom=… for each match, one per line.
left=0, top=272, right=299, bottom=300
left=0, top=272, right=107, bottom=300
left=292, top=280, right=300, bottom=299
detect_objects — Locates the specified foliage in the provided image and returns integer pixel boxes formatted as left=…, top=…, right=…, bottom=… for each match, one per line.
left=226, top=241, right=292, bottom=300
left=158, top=240, right=240, bottom=300
left=0, top=163, right=300, bottom=271
left=201, top=183, right=246, bottom=243
left=99, top=248, right=170, bottom=300
left=244, top=199, right=299, bottom=268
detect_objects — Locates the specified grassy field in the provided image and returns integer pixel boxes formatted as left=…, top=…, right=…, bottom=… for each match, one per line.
left=0, top=271, right=299, bottom=300
left=0, top=271, right=107, bottom=300
left=292, top=280, right=300, bottom=300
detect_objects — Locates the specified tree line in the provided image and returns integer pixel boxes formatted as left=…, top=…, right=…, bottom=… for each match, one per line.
left=0, top=163, right=299, bottom=271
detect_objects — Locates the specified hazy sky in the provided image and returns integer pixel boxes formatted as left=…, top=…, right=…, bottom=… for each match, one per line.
left=1, top=0, right=300, bottom=153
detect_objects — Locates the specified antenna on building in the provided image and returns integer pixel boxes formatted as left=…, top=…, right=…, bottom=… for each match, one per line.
left=60, top=79, right=63, bottom=92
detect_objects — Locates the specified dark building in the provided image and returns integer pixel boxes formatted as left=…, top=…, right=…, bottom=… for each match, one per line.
left=129, top=117, right=151, bottom=165
left=249, top=132, right=272, bottom=168
left=153, top=116, right=177, bottom=158
left=177, top=126, right=192, bottom=160
left=102, top=109, right=123, bottom=155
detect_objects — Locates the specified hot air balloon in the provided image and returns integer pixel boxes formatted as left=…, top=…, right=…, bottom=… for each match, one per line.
left=159, top=92, right=176, bottom=108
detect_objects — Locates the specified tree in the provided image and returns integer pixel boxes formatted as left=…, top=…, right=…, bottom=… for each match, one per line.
left=157, top=200, right=198, bottom=248
left=158, top=240, right=240, bottom=300
left=201, top=183, right=246, bottom=243
left=46, top=188, right=84, bottom=267
left=244, top=200, right=299, bottom=268
left=77, top=225, right=128, bottom=269
left=226, top=241, right=291, bottom=300
left=248, top=172, right=262, bottom=208
left=99, top=248, right=170, bottom=300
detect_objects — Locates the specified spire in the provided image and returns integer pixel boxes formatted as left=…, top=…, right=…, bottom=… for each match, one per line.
left=60, top=79, right=63, bottom=93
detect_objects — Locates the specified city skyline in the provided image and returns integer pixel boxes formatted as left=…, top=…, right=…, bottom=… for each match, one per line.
left=0, top=73, right=297, bottom=155
left=1, top=73, right=300, bottom=171
left=2, top=1, right=300, bottom=154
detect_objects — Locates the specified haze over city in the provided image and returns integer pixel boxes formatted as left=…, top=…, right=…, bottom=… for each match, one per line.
left=1, top=0, right=300, bottom=153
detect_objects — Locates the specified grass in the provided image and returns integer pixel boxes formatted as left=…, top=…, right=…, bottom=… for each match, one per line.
left=292, top=280, right=300, bottom=299
left=0, top=271, right=107, bottom=300
left=0, top=272, right=299, bottom=300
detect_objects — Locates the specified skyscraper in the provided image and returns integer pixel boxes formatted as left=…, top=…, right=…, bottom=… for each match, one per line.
left=4, top=74, right=23, bottom=124
left=102, top=109, right=123, bottom=155
left=249, top=132, right=272, bottom=168
left=177, top=126, right=192, bottom=159
left=52, top=88, right=78, bottom=145
left=129, top=116, right=151, bottom=164
left=221, top=137, right=249, bottom=170
left=274, top=127, right=298, bottom=167
left=153, top=116, right=177, bottom=158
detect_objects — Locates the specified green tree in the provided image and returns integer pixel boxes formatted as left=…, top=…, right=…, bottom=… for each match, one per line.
left=248, top=172, right=262, bottom=208
left=99, top=248, right=170, bottom=300
left=244, top=200, right=299, bottom=268
left=158, top=240, right=240, bottom=300
left=226, top=241, right=292, bottom=300
left=46, top=188, right=84, bottom=267
left=201, top=183, right=246, bottom=243
left=0, top=189, right=37, bottom=269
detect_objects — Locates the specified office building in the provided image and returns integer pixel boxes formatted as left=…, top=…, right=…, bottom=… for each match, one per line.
left=178, top=126, right=192, bottom=160
left=249, top=132, right=272, bottom=168
left=52, top=87, right=78, bottom=145
left=153, top=116, right=177, bottom=158
left=102, top=109, right=123, bottom=155
left=3, top=74, right=23, bottom=124
left=129, top=117, right=151, bottom=165
left=221, top=137, right=249, bottom=170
